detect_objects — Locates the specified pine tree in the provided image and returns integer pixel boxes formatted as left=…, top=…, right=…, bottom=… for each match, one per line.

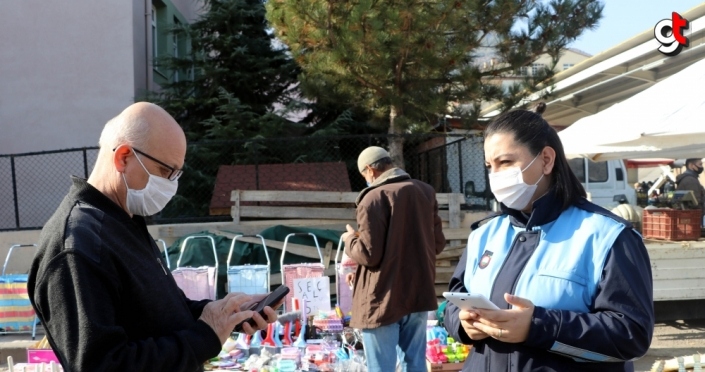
left=151, top=0, right=301, bottom=141
left=146, top=0, right=302, bottom=218
left=266, top=0, right=603, bottom=166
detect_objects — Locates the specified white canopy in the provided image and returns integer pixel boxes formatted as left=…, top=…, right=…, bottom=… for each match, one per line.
left=558, top=57, right=705, bottom=161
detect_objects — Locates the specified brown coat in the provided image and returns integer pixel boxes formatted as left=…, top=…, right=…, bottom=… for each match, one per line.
left=344, top=168, right=446, bottom=329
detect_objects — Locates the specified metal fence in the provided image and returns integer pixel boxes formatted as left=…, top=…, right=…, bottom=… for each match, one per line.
left=0, top=148, right=99, bottom=231
left=0, top=133, right=491, bottom=231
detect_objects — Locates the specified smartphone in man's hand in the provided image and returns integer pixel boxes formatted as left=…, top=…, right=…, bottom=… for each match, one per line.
left=233, top=285, right=290, bottom=333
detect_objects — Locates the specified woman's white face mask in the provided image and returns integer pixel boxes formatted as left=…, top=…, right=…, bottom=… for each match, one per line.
left=489, top=154, right=544, bottom=210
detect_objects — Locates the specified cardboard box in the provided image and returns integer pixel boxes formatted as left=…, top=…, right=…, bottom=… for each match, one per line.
left=27, top=349, right=60, bottom=364
left=426, top=359, right=465, bottom=371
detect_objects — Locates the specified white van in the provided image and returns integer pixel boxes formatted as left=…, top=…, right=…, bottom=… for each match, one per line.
left=568, top=158, right=637, bottom=209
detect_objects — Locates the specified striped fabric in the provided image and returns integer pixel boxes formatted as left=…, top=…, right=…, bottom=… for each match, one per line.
left=0, top=274, right=36, bottom=331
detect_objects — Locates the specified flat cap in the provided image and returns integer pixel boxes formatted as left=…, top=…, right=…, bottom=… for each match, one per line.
left=357, top=146, right=390, bottom=172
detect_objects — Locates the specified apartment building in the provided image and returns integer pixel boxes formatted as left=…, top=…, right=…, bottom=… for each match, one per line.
left=0, top=0, right=201, bottom=230
left=0, top=0, right=200, bottom=154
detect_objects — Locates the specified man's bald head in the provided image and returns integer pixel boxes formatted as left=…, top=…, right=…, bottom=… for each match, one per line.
left=98, top=102, right=185, bottom=152
left=89, top=102, right=187, bottom=212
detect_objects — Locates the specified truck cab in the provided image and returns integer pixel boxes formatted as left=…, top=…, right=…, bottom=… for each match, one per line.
left=568, top=158, right=637, bottom=209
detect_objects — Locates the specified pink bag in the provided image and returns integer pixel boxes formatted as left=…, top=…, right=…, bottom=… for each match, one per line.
left=172, top=236, right=218, bottom=300
left=172, top=267, right=217, bottom=301
left=280, top=233, right=325, bottom=312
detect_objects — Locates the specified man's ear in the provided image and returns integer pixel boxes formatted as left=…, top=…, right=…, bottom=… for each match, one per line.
left=113, top=145, right=131, bottom=173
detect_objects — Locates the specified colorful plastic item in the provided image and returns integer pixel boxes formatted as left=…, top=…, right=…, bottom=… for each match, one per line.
left=262, top=323, right=278, bottom=347
left=282, top=321, right=294, bottom=346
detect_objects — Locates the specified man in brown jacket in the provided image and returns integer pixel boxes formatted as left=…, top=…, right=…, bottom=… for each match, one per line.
left=342, top=146, right=446, bottom=372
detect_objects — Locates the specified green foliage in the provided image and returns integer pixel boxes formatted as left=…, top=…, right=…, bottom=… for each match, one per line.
left=266, top=0, right=604, bottom=131
left=148, top=0, right=301, bottom=141
left=145, top=0, right=307, bottom=219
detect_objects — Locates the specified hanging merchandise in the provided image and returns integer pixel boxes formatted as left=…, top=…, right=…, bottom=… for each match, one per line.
left=280, top=233, right=326, bottom=312
left=171, top=236, right=218, bottom=301
left=0, top=244, right=39, bottom=338
left=334, top=234, right=356, bottom=316
left=226, top=234, right=270, bottom=295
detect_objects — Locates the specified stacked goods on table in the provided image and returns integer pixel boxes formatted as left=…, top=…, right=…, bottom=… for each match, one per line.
left=426, top=326, right=470, bottom=372
left=204, top=308, right=361, bottom=371
left=26, top=336, right=60, bottom=364
left=4, top=361, right=63, bottom=372
left=5, top=336, right=64, bottom=371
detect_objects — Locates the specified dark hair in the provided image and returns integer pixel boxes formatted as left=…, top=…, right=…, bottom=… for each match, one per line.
left=369, top=157, right=393, bottom=171
left=686, top=158, right=701, bottom=166
left=484, top=109, right=586, bottom=210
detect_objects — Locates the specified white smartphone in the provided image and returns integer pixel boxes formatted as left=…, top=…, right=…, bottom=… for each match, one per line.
left=443, top=292, right=499, bottom=310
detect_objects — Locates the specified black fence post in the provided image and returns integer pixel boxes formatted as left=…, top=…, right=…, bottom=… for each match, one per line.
left=458, top=140, right=464, bottom=193
left=10, top=155, right=19, bottom=229
left=441, top=143, right=448, bottom=192
left=254, top=141, right=260, bottom=191
left=426, top=151, right=431, bottom=185
left=83, top=148, right=89, bottom=178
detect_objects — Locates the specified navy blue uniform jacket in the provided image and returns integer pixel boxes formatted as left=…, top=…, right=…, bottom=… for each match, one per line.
left=444, top=192, right=654, bottom=372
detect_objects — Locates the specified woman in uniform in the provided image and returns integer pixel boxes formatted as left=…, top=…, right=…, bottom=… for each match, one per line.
left=444, top=105, right=654, bottom=372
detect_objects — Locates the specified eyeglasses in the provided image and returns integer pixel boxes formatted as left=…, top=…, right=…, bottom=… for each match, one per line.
left=133, top=148, right=183, bottom=181
left=112, top=146, right=183, bottom=181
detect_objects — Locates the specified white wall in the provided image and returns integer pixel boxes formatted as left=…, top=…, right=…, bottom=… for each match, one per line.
left=0, top=1, right=136, bottom=154
left=0, top=1, right=205, bottom=231
left=0, top=1, right=137, bottom=229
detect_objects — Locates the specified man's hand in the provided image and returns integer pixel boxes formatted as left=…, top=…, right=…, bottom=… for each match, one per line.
left=199, top=293, right=278, bottom=344
left=345, top=272, right=355, bottom=288
left=341, top=224, right=356, bottom=242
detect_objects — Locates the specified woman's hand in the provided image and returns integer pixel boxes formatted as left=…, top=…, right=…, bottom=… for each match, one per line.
left=468, top=293, right=534, bottom=343
left=459, top=309, right=490, bottom=340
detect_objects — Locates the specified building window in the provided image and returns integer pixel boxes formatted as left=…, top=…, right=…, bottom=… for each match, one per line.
left=563, top=63, right=575, bottom=70
left=569, top=158, right=609, bottom=183
left=587, top=160, right=609, bottom=183
left=531, top=63, right=545, bottom=76
left=569, top=158, right=585, bottom=183
left=151, top=6, right=158, bottom=62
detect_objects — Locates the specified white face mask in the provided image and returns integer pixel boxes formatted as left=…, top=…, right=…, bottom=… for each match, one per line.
left=489, top=154, right=544, bottom=211
left=122, top=151, right=178, bottom=216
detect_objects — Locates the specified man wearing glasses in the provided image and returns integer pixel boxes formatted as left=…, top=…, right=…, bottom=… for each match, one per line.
left=28, top=102, right=278, bottom=371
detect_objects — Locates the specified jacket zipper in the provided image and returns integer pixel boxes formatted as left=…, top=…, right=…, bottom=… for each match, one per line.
left=509, top=227, right=541, bottom=297
left=156, top=257, right=167, bottom=275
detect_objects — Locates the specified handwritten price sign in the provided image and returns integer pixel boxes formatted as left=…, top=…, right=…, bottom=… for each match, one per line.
left=293, top=276, right=331, bottom=318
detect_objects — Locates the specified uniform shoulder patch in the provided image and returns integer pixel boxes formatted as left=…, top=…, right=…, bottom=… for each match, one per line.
left=479, top=251, right=493, bottom=269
